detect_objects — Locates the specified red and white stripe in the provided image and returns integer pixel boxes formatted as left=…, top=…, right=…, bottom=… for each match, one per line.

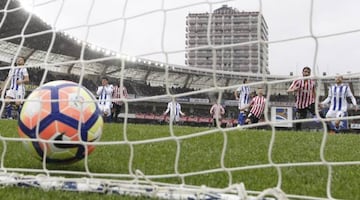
left=289, top=79, right=316, bottom=109
left=210, top=104, right=225, bottom=119
left=112, top=86, right=128, bottom=105
left=249, top=96, right=266, bottom=119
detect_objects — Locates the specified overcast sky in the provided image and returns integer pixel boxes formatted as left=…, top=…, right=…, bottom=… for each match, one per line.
left=19, top=0, right=360, bottom=76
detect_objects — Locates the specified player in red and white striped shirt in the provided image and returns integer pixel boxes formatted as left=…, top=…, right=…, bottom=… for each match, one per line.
left=245, top=87, right=266, bottom=124
left=287, top=66, right=316, bottom=131
left=209, top=102, right=225, bottom=127
left=111, top=82, right=128, bottom=122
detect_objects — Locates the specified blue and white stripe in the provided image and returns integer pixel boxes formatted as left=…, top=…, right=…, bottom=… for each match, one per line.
left=237, top=85, right=251, bottom=105
left=9, top=68, right=27, bottom=92
left=324, top=84, right=356, bottom=112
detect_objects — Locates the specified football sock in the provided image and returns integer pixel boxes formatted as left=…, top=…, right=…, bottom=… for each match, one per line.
left=18, top=104, right=22, bottom=114
left=6, top=104, right=12, bottom=119
left=238, top=112, right=244, bottom=125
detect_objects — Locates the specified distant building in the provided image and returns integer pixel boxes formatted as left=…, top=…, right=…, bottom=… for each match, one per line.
left=185, top=5, right=269, bottom=74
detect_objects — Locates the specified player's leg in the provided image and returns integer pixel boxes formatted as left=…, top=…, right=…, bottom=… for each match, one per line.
left=307, top=103, right=323, bottom=124
left=334, top=111, right=345, bottom=133
left=242, top=105, right=249, bottom=125
left=174, top=115, right=180, bottom=125
left=104, top=103, right=112, bottom=122
left=293, top=109, right=298, bottom=130
left=325, top=110, right=337, bottom=133
left=5, top=102, right=12, bottom=119
left=16, top=102, right=22, bottom=113
left=295, top=108, right=305, bottom=131
left=15, top=90, right=25, bottom=119
left=114, top=104, right=122, bottom=122
left=237, top=110, right=244, bottom=126
left=237, top=103, right=247, bottom=126
left=238, top=112, right=244, bottom=125
left=14, top=102, right=22, bottom=120
left=308, top=103, right=319, bottom=118
left=5, top=90, right=15, bottom=119
left=245, top=113, right=253, bottom=125
left=110, top=103, right=116, bottom=122
left=99, top=104, right=109, bottom=122
left=252, top=116, right=259, bottom=124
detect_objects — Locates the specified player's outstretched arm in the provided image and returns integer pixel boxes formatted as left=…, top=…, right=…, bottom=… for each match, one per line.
left=163, top=103, right=170, bottom=115
left=287, top=80, right=299, bottom=93
left=234, top=90, right=239, bottom=100
left=320, top=87, right=332, bottom=106
left=347, top=87, right=357, bottom=105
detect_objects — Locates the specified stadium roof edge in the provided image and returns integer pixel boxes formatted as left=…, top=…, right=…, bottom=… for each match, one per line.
left=4, top=0, right=356, bottom=90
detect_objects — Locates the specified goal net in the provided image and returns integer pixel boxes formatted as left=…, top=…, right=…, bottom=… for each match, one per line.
left=1, top=0, right=360, bottom=199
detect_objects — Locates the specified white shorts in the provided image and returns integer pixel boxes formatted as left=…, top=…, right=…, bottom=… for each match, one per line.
left=98, top=102, right=112, bottom=117
left=238, top=103, right=249, bottom=112
left=6, top=89, right=25, bottom=100
left=171, top=115, right=180, bottom=122
left=326, top=110, right=345, bottom=119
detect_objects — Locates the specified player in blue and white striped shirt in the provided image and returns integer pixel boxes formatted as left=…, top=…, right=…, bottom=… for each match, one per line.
left=96, top=77, right=113, bottom=120
left=320, top=75, right=357, bottom=133
left=163, top=100, right=185, bottom=124
left=1, top=57, right=30, bottom=119
left=234, top=78, right=251, bottom=126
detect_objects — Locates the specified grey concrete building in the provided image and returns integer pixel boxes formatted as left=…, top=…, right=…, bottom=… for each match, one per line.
left=185, top=5, right=269, bottom=74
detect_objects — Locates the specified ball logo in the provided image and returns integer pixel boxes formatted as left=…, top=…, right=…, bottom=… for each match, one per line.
left=69, top=94, right=85, bottom=109
left=53, top=132, right=79, bottom=149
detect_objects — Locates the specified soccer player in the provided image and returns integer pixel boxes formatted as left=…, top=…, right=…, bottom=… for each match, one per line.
left=209, top=101, right=225, bottom=127
left=111, top=82, right=128, bottom=122
left=320, top=75, right=357, bottom=133
left=1, top=56, right=30, bottom=119
left=163, top=99, right=185, bottom=124
left=245, top=87, right=266, bottom=124
left=287, top=66, right=316, bottom=131
left=96, top=77, right=113, bottom=121
left=234, top=78, right=251, bottom=127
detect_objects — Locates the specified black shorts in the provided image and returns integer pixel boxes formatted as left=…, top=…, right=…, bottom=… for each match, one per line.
left=296, top=103, right=316, bottom=119
left=247, top=113, right=260, bottom=124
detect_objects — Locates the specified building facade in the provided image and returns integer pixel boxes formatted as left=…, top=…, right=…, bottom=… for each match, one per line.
left=185, top=5, right=269, bottom=74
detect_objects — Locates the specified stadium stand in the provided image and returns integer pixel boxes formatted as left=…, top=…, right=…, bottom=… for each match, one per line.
left=2, top=0, right=360, bottom=129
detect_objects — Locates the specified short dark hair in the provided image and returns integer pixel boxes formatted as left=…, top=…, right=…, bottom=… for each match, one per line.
left=16, top=56, right=26, bottom=62
left=113, top=82, right=119, bottom=86
left=302, top=66, right=311, bottom=72
left=12, top=56, right=26, bottom=66
left=243, top=78, right=248, bottom=84
left=101, top=77, right=108, bottom=81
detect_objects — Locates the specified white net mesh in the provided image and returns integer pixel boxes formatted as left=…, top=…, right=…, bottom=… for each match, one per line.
left=1, top=0, right=360, bottom=199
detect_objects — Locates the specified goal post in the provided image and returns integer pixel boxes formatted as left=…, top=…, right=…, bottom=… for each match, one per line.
left=1, top=0, right=360, bottom=200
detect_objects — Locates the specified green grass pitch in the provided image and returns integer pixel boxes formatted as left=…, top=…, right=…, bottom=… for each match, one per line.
left=1, top=120, right=360, bottom=199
